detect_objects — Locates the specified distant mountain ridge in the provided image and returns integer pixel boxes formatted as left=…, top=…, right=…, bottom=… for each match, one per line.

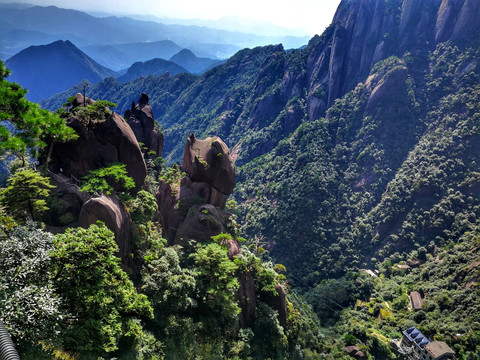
left=6, top=40, right=117, bottom=102
left=0, top=3, right=309, bottom=61
left=79, top=44, right=135, bottom=72
left=112, top=41, right=182, bottom=64
left=170, top=49, right=223, bottom=74
left=117, top=58, right=188, bottom=82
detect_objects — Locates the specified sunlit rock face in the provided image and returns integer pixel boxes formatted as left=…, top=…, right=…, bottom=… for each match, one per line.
left=124, top=92, right=164, bottom=162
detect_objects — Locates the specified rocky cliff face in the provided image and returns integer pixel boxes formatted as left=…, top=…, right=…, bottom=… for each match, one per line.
left=306, top=0, right=480, bottom=120
left=124, top=92, right=164, bottom=161
left=156, top=134, right=235, bottom=246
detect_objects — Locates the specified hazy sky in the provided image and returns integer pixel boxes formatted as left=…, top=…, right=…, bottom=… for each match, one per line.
left=11, top=0, right=342, bottom=36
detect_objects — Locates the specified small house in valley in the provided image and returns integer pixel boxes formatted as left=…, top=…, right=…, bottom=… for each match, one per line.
left=410, top=291, right=423, bottom=310
left=400, top=327, right=455, bottom=360
left=424, top=341, right=455, bottom=360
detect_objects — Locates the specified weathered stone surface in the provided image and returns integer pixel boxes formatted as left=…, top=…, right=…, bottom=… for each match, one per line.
left=237, top=271, right=256, bottom=328
left=182, top=133, right=235, bottom=195
left=48, top=172, right=90, bottom=227
left=78, top=194, right=131, bottom=262
left=155, top=175, right=228, bottom=245
left=434, top=0, right=480, bottom=43
left=72, top=93, right=95, bottom=108
left=174, top=204, right=229, bottom=247
left=451, top=0, right=480, bottom=41
left=155, top=179, right=183, bottom=245
left=263, top=284, right=288, bottom=328
left=104, top=112, right=147, bottom=188
left=224, top=238, right=241, bottom=259
left=436, top=0, right=463, bottom=42
left=304, top=0, right=480, bottom=123
left=50, top=108, right=146, bottom=189
left=124, top=93, right=164, bottom=160
left=365, top=63, right=408, bottom=113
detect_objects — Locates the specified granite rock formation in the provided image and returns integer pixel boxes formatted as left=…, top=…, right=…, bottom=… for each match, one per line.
left=305, top=0, right=480, bottom=123
left=47, top=94, right=146, bottom=261
left=157, top=133, right=236, bottom=245
left=124, top=93, right=164, bottom=161
left=78, top=194, right=132, bottom=263
left=182, top=133, right=235, bottom=196
left=50, top=94, right=147, bottom=189
left=156, top=133, right=286, bottom=328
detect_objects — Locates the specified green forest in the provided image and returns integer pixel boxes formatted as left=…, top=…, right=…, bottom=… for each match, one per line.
left=2, top=0, right=480, bottom=359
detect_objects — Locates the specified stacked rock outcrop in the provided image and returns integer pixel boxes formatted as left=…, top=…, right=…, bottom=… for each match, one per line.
left=124, top=93, right=164, bottom=161
left=155, top=133, right=286, bottom=328
left=156, top=133, right=235, bottom=246
left=47, top=94, right=147, bottom=263
left=50, top=94, right=147, bottom=189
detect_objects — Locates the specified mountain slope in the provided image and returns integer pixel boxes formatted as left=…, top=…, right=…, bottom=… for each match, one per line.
left=43, top=0, right=480, bottom=281
left=170, top=49, right=223, bottom=74
left=6, top=40, right=117, bottom=102
left=236, top=47, right=480, bottom=283
left=40, top=0, right=480, bottom=270
left=111, top=41, right=183, bottom=64
left=35, top=1, right=480, bottom=358
left=80, top=45, right=135, bottom=72
left=117, top=58, right=189, bottom=82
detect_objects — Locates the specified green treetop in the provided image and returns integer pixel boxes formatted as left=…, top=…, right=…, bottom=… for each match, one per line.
left=0, top=169, right=55, bottom=222
left=51, top=223, right=153, bottom=357
left=0, top=61, right=77, bottom=166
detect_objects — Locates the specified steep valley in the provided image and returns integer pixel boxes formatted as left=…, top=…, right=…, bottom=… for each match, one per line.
left=1, top=0, right=480, bottom=359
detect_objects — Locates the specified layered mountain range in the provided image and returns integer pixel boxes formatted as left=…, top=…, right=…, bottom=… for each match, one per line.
left=0, top=3, right=309, bottom=61
left=5, top=40, right=222, bottom=102
left=42, top=0, right=480, bottom=285
left=2, top=0, right=480, bottom=358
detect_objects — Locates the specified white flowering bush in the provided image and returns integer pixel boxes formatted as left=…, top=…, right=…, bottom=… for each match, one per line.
left=0, top=223, right=61, bottom=344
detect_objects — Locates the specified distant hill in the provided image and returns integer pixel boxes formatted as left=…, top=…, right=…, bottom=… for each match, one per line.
left=0, top=3, right=309, bottom=59
left=40, top=73, right=198, bottom=119
left=111, top=41, right=182, bottom=64
left=6, top=40, right=117, bottom=102
left=80, top=45, right=134, bottom=72
left=117, top=58, right=188, bottom=82
left=170, top=49, right=223, bottom=74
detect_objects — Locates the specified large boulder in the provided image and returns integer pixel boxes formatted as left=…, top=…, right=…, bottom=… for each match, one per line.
left=49, top=102, right=147, bottom=189
left=182, top=133, right=235, bottom=195
left=155, top=170, right=229, bottom=245
left=48, top=172, right=90, bottom=227
left=174, top=204, right=230, bottom=248
left=78, top=194, right=131, bottom=262
left=124, top=93, right=164, bottom=160
left=364, top=61, right=409, bottom=113
left=72, top=92, right=95, bottom=108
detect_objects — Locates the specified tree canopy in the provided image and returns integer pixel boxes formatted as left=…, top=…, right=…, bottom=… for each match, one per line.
left=0, top=169, right=54, bottom=222
left=0, top=60, right=77, bottom=165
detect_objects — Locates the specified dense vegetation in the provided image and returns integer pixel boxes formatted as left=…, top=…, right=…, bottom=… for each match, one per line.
left=0, top=59, right=323, bottom=359
left=4, top=0, right=480, bottom=358
left=235, top=42, right=480, bottom=282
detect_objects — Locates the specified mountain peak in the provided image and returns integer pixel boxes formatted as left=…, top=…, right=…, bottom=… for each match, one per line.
left=171, top=48, right=197, bottom=61
left=6, top=40, right=117, bottom=102
left=170, top=48, right=222, bottom=74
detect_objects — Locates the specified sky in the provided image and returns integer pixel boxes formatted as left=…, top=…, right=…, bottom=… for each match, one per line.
left=7, top=0, right=342, bottom=36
